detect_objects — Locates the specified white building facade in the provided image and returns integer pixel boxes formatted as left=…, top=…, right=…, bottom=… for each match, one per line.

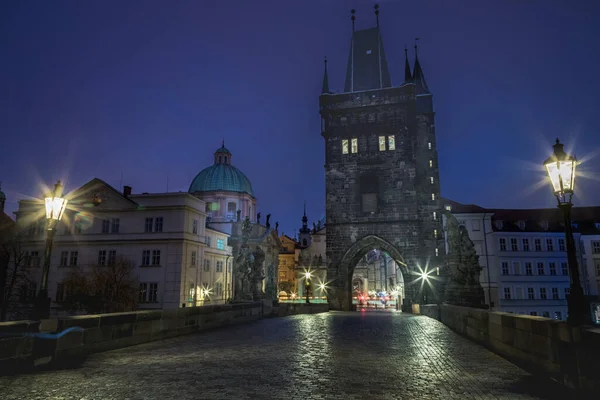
left=443, top=200, right=600, bottom=321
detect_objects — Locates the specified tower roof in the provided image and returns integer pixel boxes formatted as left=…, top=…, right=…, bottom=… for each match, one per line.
left=404, top=47, right=413, bottom=83
left=344, top=27, right=391, bottom=92
left=322, top=58, right=331, bottom=94
left=413, top=45, right=429, bottom=94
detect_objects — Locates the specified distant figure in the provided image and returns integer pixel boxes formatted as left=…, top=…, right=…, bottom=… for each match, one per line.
left=275, top=222, right=279, bottom=230
left=257, top=212, right=261, bottom=224
left=266, top=213, right=271, bottom=228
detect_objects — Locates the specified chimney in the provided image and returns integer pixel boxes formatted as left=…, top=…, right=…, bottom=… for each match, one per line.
left=123, top=186, right=132, bottom=197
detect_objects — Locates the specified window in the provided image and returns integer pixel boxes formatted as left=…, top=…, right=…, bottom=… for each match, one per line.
left=504, top=287, right=511, bottom=300
left=527, top=288, right=535, bottom=299
left=542, top=311, right=550, bottom=318
left=499, top=238, right=507, bottom=251
left=510, top=238, right=518, bottom=251
left=537, top=262, right=544, bottom=275
left=435, top=248, right=439, bottom=257
left=74, top=221, right=82, bottom=234
left=429, top=160, right=433, bottom=168
left=534, top=239, right=542, bottom=251
left=203, top=259, right=210, bottom=271
left=362, top=193, right=377, bottom=213
left=525, top=262, right=533, bottom=275
left=217, top=238, right=225, bottom=250
left=388, top=135, right=395, bottom=151
left=216, top=261, right=223, bottom=272
left=108, top=250, right=116, bottom=265
left=558, top=238, right=565, bottom=251
left=69, top=251, right=78, bottom=266
left=139, top=283, right=158, bottom=303
left=142, top=250, right=150, bottom=266
left=592, top=241, right=600, bottom=254
left=151, top=250, right=161, bottom=265
left=431, top=193, right=435, bottom=201
left=428, top=142, right=432, bottom=150
left=56, top=283, right=65, bottom=302
left=378, top=136, right=386, bottom=151
left=102, top=219, right=110, bottom=233
left=517, top=221, right=525, bottom=230
left=433, top=229, right=438, bottom=238
left=155, top=217, right=163, bottom=232
left=192, top=219, right=198, bottom=234
left=430, top=177, right=434, bottom=184
left=515, top=287, right=524, bottom=299
left=540, top=288, right=547, bottom=300
left=546, top=238, right=553, bottom=251
left=549, top=262, right=556, bottom=275
left=512, top=262, right=521, bottom=275
left=60, top=251, right=68, bottom=266
left=541, top=220, right=549, bottom=230
left=98, top=250, right=107, bottom=266
left=28, top=251, right=40, bottom=267
left=191, top=251, right=197, bottom=267
left=188, top=283, right=195, bottom=301
left=145, top=218, right=153, bottom=233
left=149, top=283, right=158, bottom=302
left=501, top=262, right=509, bottom=275
left=471, top=220, right=480, bottom=231
left=351, top=138, right=358, bottom=153
left=555, top=311, right=562, bottom=320
left=530, top=311, right=537, bottom=316
left=342, top=139, right=349, bottom=154
left=20, top=283, right=37, bottom=303
left=227, top=202, right=236, bottom=219
left=564, top=287, right=570, bottom=297
left=551, top=287, right=559, bottom=300
left=562, top=262, right=569, bottom=275
left=522, top=239, right=529, bottom=251
left=215, top=282, right=223, bottom=297
left=432, top=211, right=437, bottom=220
left=111, top=218, right=120, bottom=233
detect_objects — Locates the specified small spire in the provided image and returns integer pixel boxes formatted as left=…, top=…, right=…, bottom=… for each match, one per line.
left=321, top=57, right=330, bottom=94
left=222, top=139, right=225, bottom=148
left=374, top=4, right=380, bottom=27
left=404, top=46, right=412, bottom=83
left=350, top=9, right=356, bottom=92
left=413, top=38, right=429, bottom=93
left=303, top=201, right=306, bottom=217
left=351, top=9, right=356, bottom=32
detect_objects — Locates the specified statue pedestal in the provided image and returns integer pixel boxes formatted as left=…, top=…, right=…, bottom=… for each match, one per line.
left=328, top=287, right=350, bottom=311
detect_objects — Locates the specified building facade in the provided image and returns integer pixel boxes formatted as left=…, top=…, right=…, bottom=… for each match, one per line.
left=443, top=199, right=600, bottom=321
left=320, top=14, right=443, bottom=310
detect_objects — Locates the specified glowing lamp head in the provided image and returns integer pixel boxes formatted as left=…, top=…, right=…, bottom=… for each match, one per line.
left=304, top=272, right=312, bottom=279
left=420, top=271, right=430, bottom=280
left=44, top=180, right=68, bottom=223
left=544, top=139, right=576, bottom=201
left=319, top=283, right=325, bottom=290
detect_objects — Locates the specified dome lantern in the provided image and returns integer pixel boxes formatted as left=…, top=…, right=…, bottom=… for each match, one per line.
left=214, top=140, right=232, bottom=165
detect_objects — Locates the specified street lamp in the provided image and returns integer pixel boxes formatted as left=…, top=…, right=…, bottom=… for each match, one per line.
left=304, top=271, right=311, bottom=304
left=35, top=180, right=68, bottom=320
left=544, top=139, right=589, bottom=326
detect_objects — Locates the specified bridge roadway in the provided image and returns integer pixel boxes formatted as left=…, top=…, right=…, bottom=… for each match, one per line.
left=0, top=311, right=574, bottom=400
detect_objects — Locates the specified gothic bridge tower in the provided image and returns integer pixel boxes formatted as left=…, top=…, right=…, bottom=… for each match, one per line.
left=320, top=7, right=443, bottom=310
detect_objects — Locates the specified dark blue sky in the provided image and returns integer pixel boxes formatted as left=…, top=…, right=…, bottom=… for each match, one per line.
left=2, top=0, right=600, bottom=236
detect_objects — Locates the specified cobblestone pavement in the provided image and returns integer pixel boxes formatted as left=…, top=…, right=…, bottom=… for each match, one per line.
left=0, top=311, right=577, bottom=400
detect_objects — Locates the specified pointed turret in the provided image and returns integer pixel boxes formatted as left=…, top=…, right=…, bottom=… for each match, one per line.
left=404, top=46, right=413, bottom=83
left=298, top=201, right=311, bottom=248
left=321, top=57, right=331, bottom=94
left=413, top=42, right=429, bottom=94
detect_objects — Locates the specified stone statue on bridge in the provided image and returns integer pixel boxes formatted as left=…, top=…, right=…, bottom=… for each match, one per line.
left=444, top=213, right=486, bottom=308
left=233, top=217, right=254, bottom=301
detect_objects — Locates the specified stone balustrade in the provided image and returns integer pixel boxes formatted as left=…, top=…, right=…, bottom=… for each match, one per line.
left=419, top=304, right=600, bottom=392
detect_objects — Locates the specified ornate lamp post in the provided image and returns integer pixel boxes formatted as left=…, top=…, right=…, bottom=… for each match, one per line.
left=543, top=139, right=589, bottom=326
left=304, top=271, right=311, bottom=304
left=34, top=180, right=68, bottom=320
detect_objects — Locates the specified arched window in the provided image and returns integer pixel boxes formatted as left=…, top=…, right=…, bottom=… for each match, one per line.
left=224, top=156, right=228, bottom=164
left=303, top=239, right=307, bottom=247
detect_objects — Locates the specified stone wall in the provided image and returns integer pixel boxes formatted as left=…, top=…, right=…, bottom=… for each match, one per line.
left=0, top=302, right=263, bottom=372
left=419, top=304, right=600, bottom=392
left=273, top=303, right=329, bottom=317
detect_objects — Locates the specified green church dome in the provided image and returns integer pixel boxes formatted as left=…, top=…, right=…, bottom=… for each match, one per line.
left=188, top=143, right=254, bottom=197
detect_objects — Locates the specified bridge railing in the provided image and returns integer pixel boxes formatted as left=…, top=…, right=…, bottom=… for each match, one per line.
left=418, top=304, right=600, bottom=393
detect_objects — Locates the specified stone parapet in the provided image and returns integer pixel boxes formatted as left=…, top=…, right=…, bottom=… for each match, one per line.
left=0, top=302, right=263, bottom=373
left=272, top=303, right=329, bottom=317
left=418, top=304, right=600, bottom=393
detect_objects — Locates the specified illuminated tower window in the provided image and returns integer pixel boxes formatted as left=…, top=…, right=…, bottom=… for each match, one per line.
left=379, top=136, right=386, bottom=151
left=430, top=177, right=434, bottom=184
left=433, top=211, right=437, bottom=220
left=429, top=160, right=433, bottom=168
left=428, top=142, right=432, bottom=150
left=435, top=248, right=439, bottom=256
left=342, top=139, right=349, bottom=154
left=351, top=138, right=358, bottom=153
left=431, top=193, right=435, bottom=201
left=388, top=135, right=395, bottom=151
left=434, top=229, right=438, bottom=238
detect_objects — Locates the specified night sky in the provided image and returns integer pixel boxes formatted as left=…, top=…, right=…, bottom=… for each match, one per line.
left=2, top=0, right=600, bottom=236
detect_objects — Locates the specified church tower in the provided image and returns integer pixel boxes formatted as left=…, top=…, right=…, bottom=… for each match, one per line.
left=320, top=6, right=443, bottom=310
left=298, top=202, right=312, bottom=249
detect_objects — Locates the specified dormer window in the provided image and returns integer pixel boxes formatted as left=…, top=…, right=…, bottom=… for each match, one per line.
left=495, top=220, right=504, bottom=230
left=540, top=220, right=549, bottom=230
left=595, top=223, right=600, bottom=230
left=517, top=221, right=526, bottom=230
left=572, top=223, right=579, bottom=229
left=445, top=205, right=452, bottom=212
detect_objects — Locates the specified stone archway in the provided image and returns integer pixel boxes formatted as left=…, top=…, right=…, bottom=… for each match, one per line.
left=328, top=235, right=412, bottom=311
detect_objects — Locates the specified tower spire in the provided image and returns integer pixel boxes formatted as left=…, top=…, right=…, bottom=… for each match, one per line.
left=321, top=57, right=330, bottom=94
left=375, top=4, right=382, bottom=89
left=404, top=46, right=412, bottom=83
left=413, top=38, right=429, bottom=93
left=350, top=9, right=356, bottom=92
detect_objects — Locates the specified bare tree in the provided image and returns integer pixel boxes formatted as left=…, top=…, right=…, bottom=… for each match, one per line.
left=62, top=256, right=139, bottom=314
left=0, top=230, right=35, bottom=321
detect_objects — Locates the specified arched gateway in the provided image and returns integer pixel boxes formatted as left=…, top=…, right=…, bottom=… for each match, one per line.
left=320, top=11, right=444, bottom=311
